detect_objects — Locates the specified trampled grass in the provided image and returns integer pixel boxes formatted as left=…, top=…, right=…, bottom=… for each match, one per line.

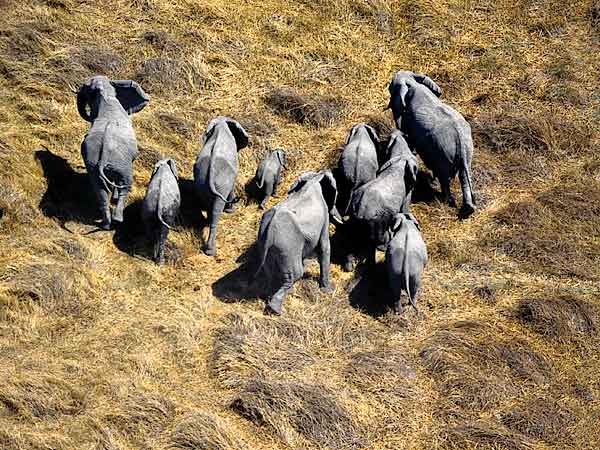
left=0, top=0, right=599, bottom=449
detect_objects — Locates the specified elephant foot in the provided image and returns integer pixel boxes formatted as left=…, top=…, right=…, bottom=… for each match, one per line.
left=204, top=246, right=216, bottom=256
left=459, top=203, right=475, bottom=219
left=264, top=303, right=282, bottom=316
left=112, top=212, right=124, bottom=224
left=224, top=204, right=236, bottom=213
left=320, top=283, right=334, bottom=294
left=259, top=202, right=266, bottom=210
left=343, top=258, right=354, bottom=272
left=447, top=195, right=457, bottom=208
left=99, top=220, right=112, bottom=230
left=394, top=300, right=404, bottom=314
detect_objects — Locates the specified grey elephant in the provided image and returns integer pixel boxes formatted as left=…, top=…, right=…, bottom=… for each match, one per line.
left=141, top=158, right=180, bottom=265
left=385, top=213, right=427, bottom=313
left=193, top=116, right=249, bottom=256
left=253, top=149, right=287, bottom=210
left=336, top=123, right=380, bottom=215
left=344, top=132, right=418, bottom=270
left=387, top=70, right=475, bottom=217
left=253, top=170, right=342, bottom=315
left=77, top=75, right=149, bottom=229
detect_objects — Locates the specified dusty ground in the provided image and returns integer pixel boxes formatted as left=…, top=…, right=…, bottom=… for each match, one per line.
left=0, top=0, right=599, bottom=449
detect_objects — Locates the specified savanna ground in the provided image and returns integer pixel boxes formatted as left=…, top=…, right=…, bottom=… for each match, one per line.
left=0, top=0, right=599, bottom=449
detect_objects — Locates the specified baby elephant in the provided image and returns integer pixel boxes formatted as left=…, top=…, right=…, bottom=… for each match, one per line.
left=253, top=149, right=287, bottom=209
left=385, top=213, right=427, bottom=313
left=253, top=170, right=342, bottom=315
left=141, top=159, right=181, bottom=265
left=194, top=117, right=249, bottom=256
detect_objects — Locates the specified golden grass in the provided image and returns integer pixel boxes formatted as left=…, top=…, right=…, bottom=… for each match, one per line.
left=0, top=0, right=599, bottom=448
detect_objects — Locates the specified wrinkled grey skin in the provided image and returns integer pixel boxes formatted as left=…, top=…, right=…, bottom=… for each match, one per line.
left=141, top=159, right=180, bottom=265
left=77, top=75, right=149, bottom=229
left=344, top=132, right=418, bottom=271
left=254, top=149, right=287, bottom=210
left=385, top=213, right=427, bottom=313
left=387, top=70, right=475, bottom=217
left=253, top=171, right=343, bottom=315
left=336, top=123, right=380, bottom=215
left=193, top=117, right=249, bottom=256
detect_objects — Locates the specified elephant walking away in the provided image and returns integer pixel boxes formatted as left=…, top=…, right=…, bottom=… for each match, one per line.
left=253, top=170, right=342, bottom=315
left=387, top=70, right=476, bottom=217
left=253, top=149, right=287, bottom=210
left=193, top=117, right=249, bottom=256
left=141, top=158, right=180, bottom=265
left=77, top=76, right=149, bottom=229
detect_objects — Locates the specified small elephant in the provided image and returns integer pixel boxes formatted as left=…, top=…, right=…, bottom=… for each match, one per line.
left=336, top=123, right=380, bottom=215
left=253, top=149, right=287, bottom=210
left=345, top=132, right=418, bottom=269
left=253, top=170, right=343, bottom=315
left=385, top=213, right=427, bottom=313
left=387, top=70, right=475, bottom=217
left=141, top=158, right=181, bottom=265
left=77, top=76, right=149, bottom=229
left=193, top=116, right=249, bottom=256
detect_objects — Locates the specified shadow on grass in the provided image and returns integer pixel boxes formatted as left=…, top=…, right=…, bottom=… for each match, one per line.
left=348, top=261, right=394, bottom=318
left=212, top=243, right=262, bottom=303
left=35, top=149, right=98, bottom=228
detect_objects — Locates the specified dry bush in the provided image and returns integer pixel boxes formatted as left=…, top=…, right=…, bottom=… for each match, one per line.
left=165, top=411, right=246, bottom=450
left=157, top=111, right=195, bottom=139
left=516, top=297, right=597, bottom=342
left=266, top=87, right=346, bottom=127
left=134, top=57, right=212, bottom=95
left=136, top=145, right=164, bottom=170
left=0, top=372, right=85, bottom=419
left=0, top=181, right=40, bottom=228
left=591, top=0, right=600, bottom=30
left=500, top=397, right=576, bottom=443
left=4, top=22, right=52, bottom=60
left=420, top=321, right=550, bottom=415
left=142, top=30, right=178, bottom=51
left=232, top=379, right=368, bottom=450
left=442, top=422, right=534, bottom=450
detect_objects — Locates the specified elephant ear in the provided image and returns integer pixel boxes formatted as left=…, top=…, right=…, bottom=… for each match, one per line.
left=276, top=150, right=287, bottom=169
left=413, top=73, right=442, bottom=97
left=167, top=158, right=179, bottom=179
left=405, top=212, right=420, bottom=230
left=345, top=124, right=360, bottom=145
left=225, top=118, right=249, bottom=150
left=363, top=124, right=380, bottom=148
left=76, top=82, right=92, bottom=122
left=403, top=159, right=418, bottom=190
left=110, top=80, right=150, bottom=114
left=288, top=171, right=318, bottom=194
left=391, top=214, right=405, bottom=232
left=319, top=170, right=337, bottom=210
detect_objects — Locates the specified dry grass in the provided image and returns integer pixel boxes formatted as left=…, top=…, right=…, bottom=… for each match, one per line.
left=0, top=0, right=599, bottom=449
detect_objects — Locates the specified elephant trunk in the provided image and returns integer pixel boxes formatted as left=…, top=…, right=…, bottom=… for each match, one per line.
left=77, top=88, right=92, bottom=122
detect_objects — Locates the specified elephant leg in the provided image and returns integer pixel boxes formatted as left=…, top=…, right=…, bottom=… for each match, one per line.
left=266, top=274, right=294, bottom=315
left=97, top=187, right=111, bottom=230
left=317, top=226, right=333, bottom=292
left=343, top=253, right=355, bottom=272
left=408, top=274, right=421, bottom=313
left=259, top=194, right=269, bottom=210
left=391, top=279, right=403, bottom=314
left=402, top=191, right=413, bottom=213
left=111, top=188, right=119, bottom=204
left=439, top=176, right=456, bottom=208
left=205, top=197, right=225, bottom=256
left=224, top=190, right=236, bottom=213
left=112, top=188, right=129, bottom=224
left=458, top=164, right=475, bottom=217
left=155, top=223, right=168, bottom=265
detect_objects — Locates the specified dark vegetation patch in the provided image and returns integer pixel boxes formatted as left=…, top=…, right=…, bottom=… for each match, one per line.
left=482, top=183, right=600, bottom=281
left=442, top=422, right=534, bottom=450
left=500, top=397, right=576, bottom=443
left=420, top=321, right=550, bottom=415
left=136, top=145, right=164, bottom=171
left=473, top=284, right=498, bottom=304
left=591, top=0, right=600, bottom=30
left=0, top=373, right=85, bottom=419
left=3, top=22, right=52, bottom=61
left=157, top=111, right=195, bottom=139
left=166, top=412, right=247, bottom=450
left=43, top=46, right=123, bottom=87
left=266, top=87, right=346, bottom=127
left=142, top=31, right=179, bottom=51
left=349, top=0, right=396, bottom=34
left=71, top=47, right=123, bottom=75
left=134, top=57, right=211, bottom=95
left=516, top=297, right=597, bottom=342
left=364, top=113, right=395, bottom=148
left=232, top=379, right=368, bottom=450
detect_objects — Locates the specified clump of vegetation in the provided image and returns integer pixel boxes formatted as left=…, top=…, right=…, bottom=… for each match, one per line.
left=166, top=412, right=247, bottom=450
left=266, top=87, right=346, bottom=127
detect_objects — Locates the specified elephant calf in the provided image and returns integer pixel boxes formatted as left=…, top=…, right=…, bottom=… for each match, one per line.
left=387, top=70, right=475, bottom=217
left=77, top=76, right=149, bottom=229
left=385, top=213, right=427, bottom=313
left=253, top=149, right=287, bottom=209
left=253, top=170, right=342, bottom=315
left=141, top=158, right=180, bottom=265
left=193, top=117, right=249, bottom=256
left=345, top=132, right=418, bottom=269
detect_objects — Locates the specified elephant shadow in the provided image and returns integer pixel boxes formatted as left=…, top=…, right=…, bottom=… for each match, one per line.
left=35, top=149, right=98, bottom=227
left=211, top=243, right=263, bottom=303
left=112, top=199, right=148, bottom=258
left=243, top=177, right=261, bottom=207
left=177, top=177, right=209, bottom=247
left=348, top=261, right=395, bottom=317
left=411, top=170, right=439, bottom=204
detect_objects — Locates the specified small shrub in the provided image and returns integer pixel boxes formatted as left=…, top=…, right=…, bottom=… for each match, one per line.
left=157, top=112, right=194, bottom=138
left=266, top=87, right=346, bottom=127
left=443, top=422, right=534, bottom=450
left=135, top=57, right=211, bottom=95
left=232, top=379, right=368, bottom=450
left=516, top=297, right=597, bottom=342
left=166, top=412, right=246, bottom=450
left=142, top=31, right=178, bottom=51
left=71, top=46, right=122, bottom=75
left=136, top=145, right=164, bottom=170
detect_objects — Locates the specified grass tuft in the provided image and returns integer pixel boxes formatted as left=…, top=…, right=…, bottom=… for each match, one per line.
left=266, top=87, right=346, bottom=127
left=166, top=411, right=246, bottom=450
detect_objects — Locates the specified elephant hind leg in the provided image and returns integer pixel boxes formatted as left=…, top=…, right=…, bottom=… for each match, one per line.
left=458, top=164, right=475, bottom=217
left=98, top=189, right=111, bottom=230
left=112, top=188, right=130, bottom=224
left=155, top=223, right=168, bottom=265
left=439, top=176, right=456, bottom=208
left=205, top=197, right=226, bottom=256
left=266, top=273, right=295, bottom=315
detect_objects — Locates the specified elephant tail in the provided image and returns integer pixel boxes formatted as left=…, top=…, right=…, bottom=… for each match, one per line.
left=403, top=233, right=417, bottom=311
left=254, top=207, right=279, bottom=278
left=98, top=122, right=127, bottom=191
left=208, top=146, right=230, bottom=203
left=156, top=170, right=173, bottom=230
left=255, top=160, right=267, bottom=189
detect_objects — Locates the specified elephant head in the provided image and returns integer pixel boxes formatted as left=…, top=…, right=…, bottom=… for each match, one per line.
left=203, top=116, right=249, bottom=150
left=288, top=171, right=343, bottom=224
left=274, top=149, right=287, bottom=169
left=387, top=70, right=442, bottom=111
left=347, top=123, right=380, bottom=147
left=77, top=75, right=150, bottom=122
left=383, top=212, right=421, bottom=248
left=151, top=158, right=179, bottom=180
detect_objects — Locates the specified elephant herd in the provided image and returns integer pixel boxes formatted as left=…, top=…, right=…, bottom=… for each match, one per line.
left=75, top=71, right=476, bottom=315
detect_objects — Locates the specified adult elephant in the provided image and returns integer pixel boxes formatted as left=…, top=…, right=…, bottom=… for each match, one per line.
left=193, top=116, right=248, bottom=256
left=77, top=75, right=149, bottom=229
left=387, top=70, right=475, bottom=217
left=253, top=170, right=342, bottom=315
